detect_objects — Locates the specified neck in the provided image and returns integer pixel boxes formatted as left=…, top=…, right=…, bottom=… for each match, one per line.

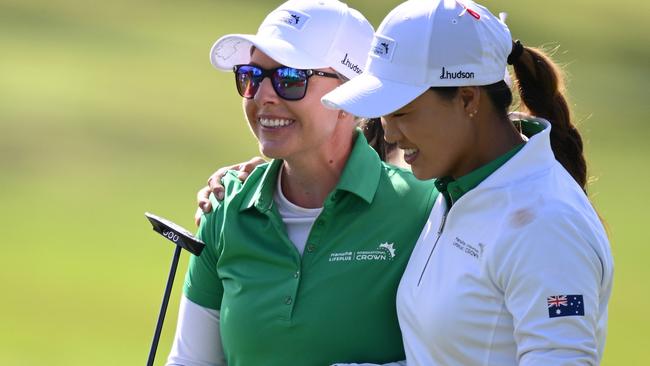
left=280, top=129, right=356, bottom=208
left=452, top=113, right=524, bottom=179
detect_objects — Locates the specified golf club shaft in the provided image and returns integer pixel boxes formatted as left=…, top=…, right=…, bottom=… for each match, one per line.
left=147, top=245, right=182, bottom=366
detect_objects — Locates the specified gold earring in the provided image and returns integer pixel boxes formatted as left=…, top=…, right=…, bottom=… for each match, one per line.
left=469, top=111, right=477, bottom=118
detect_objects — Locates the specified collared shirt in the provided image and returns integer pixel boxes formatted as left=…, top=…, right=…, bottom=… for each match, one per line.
left=184, top=131, right=437, bottom=366
left=397, top=118, right=613, bottom=365
left=434, top=119, right=546, bottom=207
left=435, top=144, right=523, bottom=207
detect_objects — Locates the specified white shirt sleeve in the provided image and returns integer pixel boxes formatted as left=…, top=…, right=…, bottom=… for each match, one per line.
left=330, top=362, right=407, bottom=366
left=166, top=295, right=226, bottom=366
left=490, top=211, right=610, bottom=366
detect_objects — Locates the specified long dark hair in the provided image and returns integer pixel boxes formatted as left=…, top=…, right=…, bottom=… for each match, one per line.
left=431, top=44, right=588, bottom=191
left=334, top=70, right=397, bottom=162
left=359, top=118, right=396, bottom=162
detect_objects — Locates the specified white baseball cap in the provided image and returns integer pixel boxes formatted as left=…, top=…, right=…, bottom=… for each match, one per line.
left=321, top=0, right=513, bottom=118
left=209, top=0, right=374, bottom=80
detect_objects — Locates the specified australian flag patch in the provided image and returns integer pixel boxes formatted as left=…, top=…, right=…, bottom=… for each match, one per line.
left=547, top=295, right=584, bottom=318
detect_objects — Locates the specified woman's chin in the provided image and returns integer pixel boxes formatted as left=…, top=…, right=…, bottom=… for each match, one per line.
left=258, top=142, right=290, bottom=160
left=411, top=165, right=438, bottom=181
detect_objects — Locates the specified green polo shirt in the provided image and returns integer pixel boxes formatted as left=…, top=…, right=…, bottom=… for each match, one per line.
left=184, top=131, right=437, bottom=366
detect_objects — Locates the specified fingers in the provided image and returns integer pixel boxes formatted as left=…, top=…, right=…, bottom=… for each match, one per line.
left=207, top=167, right=230, bottom=201
left=194, top=186, right=213, bottom=226
left=207, top=157, right=267, bottom=200
left=196, top=157, right=268, bottom=227
left=194, top=207, right=203, bottom=227
left=236, top=156, right=266, bottom=180
left=196, top=186, right=213, bottom=212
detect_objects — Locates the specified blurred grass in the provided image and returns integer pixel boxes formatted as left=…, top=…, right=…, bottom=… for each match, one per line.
left=0, top=0, right=647, bottom=364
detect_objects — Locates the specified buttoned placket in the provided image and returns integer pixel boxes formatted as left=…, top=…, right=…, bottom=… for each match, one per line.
left=305, top=191, right=338, bottom=253
left=258, top=199, right=303, bottom=320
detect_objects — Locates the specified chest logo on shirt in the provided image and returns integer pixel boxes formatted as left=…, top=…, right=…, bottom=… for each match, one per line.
left=329, top=242, right=396, bottom=262
left=451, top=237, right=485, bottom=260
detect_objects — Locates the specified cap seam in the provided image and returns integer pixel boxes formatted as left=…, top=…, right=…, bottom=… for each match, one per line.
left=423, top=0, right=436, bottom=86
left=325, top=3, right=349, bottom=74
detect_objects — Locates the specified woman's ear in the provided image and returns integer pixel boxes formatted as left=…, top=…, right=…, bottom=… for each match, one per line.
left=338, top=109, right=355, bottom=122
left=458, top=86, right=480, bottom=118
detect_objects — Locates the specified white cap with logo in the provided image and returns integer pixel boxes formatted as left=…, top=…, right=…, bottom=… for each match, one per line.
left=209, top=0, right=374, bottom=80
left=322, top=0, right=513, bottom=118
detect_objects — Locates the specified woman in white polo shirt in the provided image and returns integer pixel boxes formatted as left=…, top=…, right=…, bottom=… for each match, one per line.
left=323, top=0, right=613, bottom=365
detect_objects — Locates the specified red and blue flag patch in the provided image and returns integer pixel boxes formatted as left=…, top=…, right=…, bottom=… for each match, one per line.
left=547, top=295, right=584, bottom=318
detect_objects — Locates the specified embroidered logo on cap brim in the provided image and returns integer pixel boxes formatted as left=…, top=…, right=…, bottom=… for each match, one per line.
left=214, top=39, right=246, bottom=62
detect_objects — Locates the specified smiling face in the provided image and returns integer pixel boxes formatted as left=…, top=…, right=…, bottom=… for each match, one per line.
left=381, top=89, right=478, bottom=180
left=242, top=49, right=345, bottom=161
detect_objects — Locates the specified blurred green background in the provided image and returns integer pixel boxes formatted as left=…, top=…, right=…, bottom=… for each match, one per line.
left=1, top=0, right=647, bottom=364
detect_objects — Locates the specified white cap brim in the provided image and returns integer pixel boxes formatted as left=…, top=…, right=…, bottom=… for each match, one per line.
left=210, top=34, right=328, bottom=71
left=321, top=73, right=429, bottom=118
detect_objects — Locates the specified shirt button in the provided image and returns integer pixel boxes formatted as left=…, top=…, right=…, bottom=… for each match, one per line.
left=285, top=296, right=293, bottom=305
left=293, top=271, right=300, bottom=278
left=306, top=244, right=316, bottom=253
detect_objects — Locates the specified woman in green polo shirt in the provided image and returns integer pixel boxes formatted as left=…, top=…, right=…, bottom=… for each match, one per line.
left=166, top=1, right=436, bottom=365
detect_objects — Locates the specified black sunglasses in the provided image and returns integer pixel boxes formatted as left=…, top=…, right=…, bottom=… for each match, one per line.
left=233, top=64, right=339, bottom=101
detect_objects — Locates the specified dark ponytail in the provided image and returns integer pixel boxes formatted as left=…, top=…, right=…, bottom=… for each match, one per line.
left=509, top=42, right=587, bottom=190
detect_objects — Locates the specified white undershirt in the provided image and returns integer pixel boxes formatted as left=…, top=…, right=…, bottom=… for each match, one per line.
left=167, top=166, right=323, bottom=365
left=273, top=165, right=323, bottom=255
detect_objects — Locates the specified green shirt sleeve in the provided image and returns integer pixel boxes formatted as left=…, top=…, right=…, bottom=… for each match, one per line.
left=182, top=197, right=225, bottom=310
left=182, top=167, right=268, bottom=310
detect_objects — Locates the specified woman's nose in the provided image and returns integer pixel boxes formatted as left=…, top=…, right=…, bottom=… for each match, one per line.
left=253, top=77, right=280, bottom=105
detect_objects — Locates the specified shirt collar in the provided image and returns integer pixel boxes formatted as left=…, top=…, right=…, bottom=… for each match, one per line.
left=335, top=130, right=382, bottom=204
left=435, top=119, right=546, bottom=206
left=240, top=129, right=381, bottom=212
left=481, top=118, right=555, bottom=189
left=240, top=159, right=282, bottom=212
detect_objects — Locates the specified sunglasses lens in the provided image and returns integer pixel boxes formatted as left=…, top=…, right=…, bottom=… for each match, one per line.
left=234, top=65, right=310, bottom=101
left=274, top=67, right=308, bottom=100
left=235, top=65, right=262, bottom=98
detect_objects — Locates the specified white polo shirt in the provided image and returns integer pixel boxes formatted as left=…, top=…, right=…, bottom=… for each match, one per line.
left=397, top=119, right=613, bottom=365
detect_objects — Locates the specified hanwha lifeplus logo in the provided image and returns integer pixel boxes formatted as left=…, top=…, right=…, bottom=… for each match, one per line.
left=328, top=242, right=397, bottom=262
